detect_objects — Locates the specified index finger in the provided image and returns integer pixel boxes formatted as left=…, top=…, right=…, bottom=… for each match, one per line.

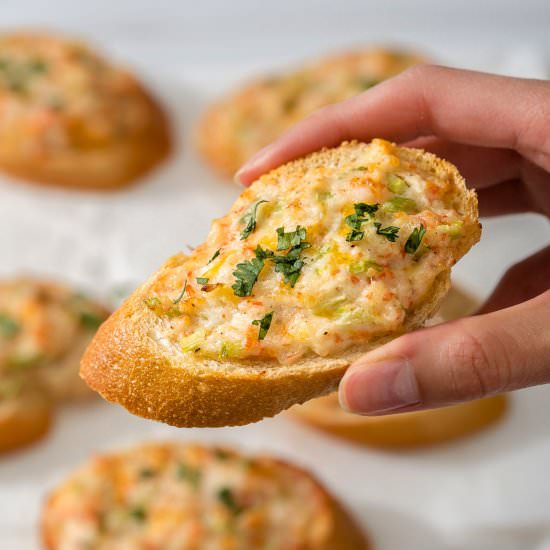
left=236, top=65, right=550, bottom=185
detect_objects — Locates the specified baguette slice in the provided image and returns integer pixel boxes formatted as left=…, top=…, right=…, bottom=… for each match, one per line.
left=0, top=383, right=53, bottom=453
left=81, top=139, right=480, bottom=427
left=42, top=442, right=368, bottom=549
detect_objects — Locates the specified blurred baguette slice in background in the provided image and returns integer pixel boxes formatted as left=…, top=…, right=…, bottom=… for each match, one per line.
left=289, top=285, right=508, bottom=449
left=0, top=32, right=171, bottom=190
left=42, top=441, right=369, bottom=549
left=197, top=46, right=426, bottom=178
left=0, top=277, right=110, bottom=402
left=0, top=381, right=53, bottom=453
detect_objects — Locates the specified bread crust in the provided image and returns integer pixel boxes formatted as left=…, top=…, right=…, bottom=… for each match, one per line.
left=0, top=386, right=53, bottom=453
left=0, top=90, right=170, bottom=190
left=81, top=142, right=480, bottom=427
left=41, top=442, right=368, bottom=549
left=289, top=393, right=507, bottom=449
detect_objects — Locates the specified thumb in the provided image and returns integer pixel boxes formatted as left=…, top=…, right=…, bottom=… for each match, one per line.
left=339, top=290, right=550, bottom=415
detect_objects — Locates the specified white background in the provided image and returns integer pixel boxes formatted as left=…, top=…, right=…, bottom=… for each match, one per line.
left=1, top=1, right=550, bottom=549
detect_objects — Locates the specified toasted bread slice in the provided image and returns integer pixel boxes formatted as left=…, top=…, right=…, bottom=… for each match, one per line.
left=289, top=392, right=507, bottom=449
left=197, top=47, right=425, bottom=178
left=0, top=32, right=171, bottom=190
left=0, top=382, right=53, bottom=453
left=42, top=442, right=368, bottom=549
left=81, top=139, right=480, bottom=427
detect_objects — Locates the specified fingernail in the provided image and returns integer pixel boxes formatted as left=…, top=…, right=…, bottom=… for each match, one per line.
left=339, top=358, right=421, bottom=415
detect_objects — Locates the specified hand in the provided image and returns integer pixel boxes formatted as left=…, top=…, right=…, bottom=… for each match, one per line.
left=236, top=65, right=550, bottom=415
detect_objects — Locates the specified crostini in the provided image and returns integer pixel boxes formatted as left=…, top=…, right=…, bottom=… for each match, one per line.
left=197, top=47, right=425, bottom=177
left=81, top=139, right=480, bottom=427
left=0, top=277, right=109, bottom=402
left=0, top=32, right=171, bottom=189
left=42, top=442, right=368, bottom=549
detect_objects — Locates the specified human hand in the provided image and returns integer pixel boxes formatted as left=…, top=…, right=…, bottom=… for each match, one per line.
left=236, top=65, right=550, bottom=415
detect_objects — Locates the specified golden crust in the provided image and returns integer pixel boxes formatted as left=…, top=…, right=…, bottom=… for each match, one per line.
left=41, top=441, right=368, bottom=549
left=0, top=385, right=53, bottom=453
left=0, top=32, right=171, bottom=190
left=81, top=141, right=480, bottom=427
left=289, top=393, right=507, bottom=449
left=197, top=47, right=426, bottom=178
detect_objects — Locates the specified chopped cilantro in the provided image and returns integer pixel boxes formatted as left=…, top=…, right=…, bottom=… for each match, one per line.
left=276, top=225, right=306, bottom=250
left=0, top=314, right=20, bottom=338
left=207, top=249, right=221, bottom=264
left=196, top=277, right=209, bottom=285
left=357, top=77, right=380, bottom=90
left=79, top=311, right=103, bottom=330
left=177, top=462, right=201, bottom=488
left=214, top=448, right=231, bottom=460
left=173, top=279, right=188, bottom=304
left=374, top=222, right=400, bottom=242
left=272, top=243, right=309, bottom=287
left=404, top=225, right=426, bottom=254
left=232, top=254, right=266, bottom=297
left=129, top=506, right=147, bottom=522
left=240, top=199, right=268, bottom=240
left=252, top=311, right=274, bottom=340
left=218, top=487, right=241, bottom=514
left=345, top=203, right=379, bottom=242
left=139, top=468, right=156, bottom=479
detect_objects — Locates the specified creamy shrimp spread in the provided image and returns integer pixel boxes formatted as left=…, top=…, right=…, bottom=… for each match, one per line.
left=44, top=443, right=332, bottom=549
left=146, top=140, right=476, bottom=365
left=200, top=48, right=425, bottom=174
left=0, top=278, right=108, bottom=400
left=0, top=33, right=154, bottom=157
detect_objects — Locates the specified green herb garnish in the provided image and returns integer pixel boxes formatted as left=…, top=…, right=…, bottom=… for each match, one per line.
left=173, top=279, right=188, bottom=304
left=272, top=243, right=309, bottom=287
left=79, top=311, right=103, bottom=330
left=240, top=199, right=268, bottom=240
left=404, top=225, right=426, bottom=254
left=129, top=506, right=147, bottom=522
left=207, top=249, right=221, bottom=264
left=0, top=314, right=20, bottom=339
left=196, top=277, right=209, bottom=285
left=252, top=311, right=274, bottom=340
left=218, top=487, right=241, bottom=514
left=357, top=77, right=380, bottom=90
left=374, top=222, right=400, bottom=242
left=276, top=225, right=306, bottom=250
left=139, top=468, right=156, bottom=479
left=345, top=203, right=379, bottom=242
left=232, top=251, right=267, bottom=297
left=214, top=448, right=231, bottom=460
left=177, top=462, right=201, bottom=488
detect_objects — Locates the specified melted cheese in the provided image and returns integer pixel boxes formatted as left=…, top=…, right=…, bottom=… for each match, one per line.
left=45, top=443, right=332, bottom=549
left=147, top=140, right=472, bottom=365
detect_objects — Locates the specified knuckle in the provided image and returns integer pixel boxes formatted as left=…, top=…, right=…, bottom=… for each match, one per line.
left=443, top=321, right=510, bottom=401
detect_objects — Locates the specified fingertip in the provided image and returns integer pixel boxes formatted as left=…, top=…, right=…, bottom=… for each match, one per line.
left=339, top=357, right=420, bottom=415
